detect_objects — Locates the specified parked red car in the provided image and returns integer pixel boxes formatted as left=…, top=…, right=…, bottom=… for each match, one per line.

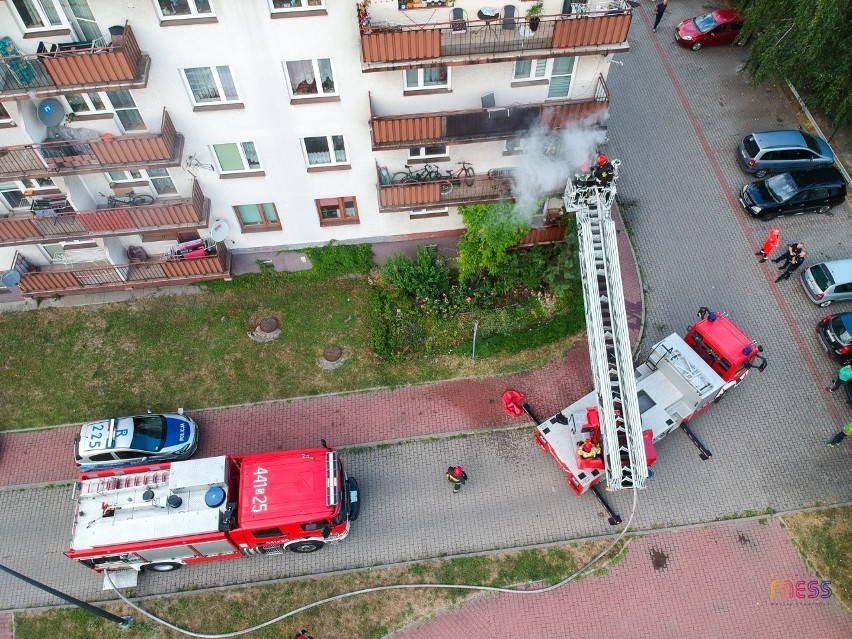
left=675, top=9, right=744, bottom=51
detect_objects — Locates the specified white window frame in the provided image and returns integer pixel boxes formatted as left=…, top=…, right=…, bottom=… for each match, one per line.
left=409, top=207, right=449, bottom=219
left=301, top=135, right=348, bottom=168
left=269, top=0, right=325, bottom=13
left=408, top=146, right=449, bottom=161
left=546, top=57, right=577, bottom=99
left=62, top=92, right=110, bottom=116
left=0, top=103, right=14, bottom=124
left=154, top=0, right=215, bottom=21
left=403, top=67, right=450, bottom=91
left=211, top=141, right=263, bottom=175
left=181, top=66, right=241, bottom=107
left=512, top=59, right=548, bottom=82
left=284, top=59, right=338, bottom=99
left=0, top=178, right=57, bottom=210
left=8, top=0, right=70, bottom=34
left=106, top=169, right=176, bottom=196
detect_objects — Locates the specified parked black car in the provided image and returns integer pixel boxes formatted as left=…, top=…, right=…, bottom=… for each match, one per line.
left=818, top=312, right=852, bottom=362
left=739, top=167, right=847, bottom=219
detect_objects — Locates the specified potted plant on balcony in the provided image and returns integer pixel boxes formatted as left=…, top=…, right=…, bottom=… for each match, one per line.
left=526, top=1, right=543, bottom=32
left=357, top=0, right=372, bottom=31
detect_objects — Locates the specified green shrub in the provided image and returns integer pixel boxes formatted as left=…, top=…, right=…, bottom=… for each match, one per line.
left=543, top=217, right=581, bottom=298
left=379, top=245, right=451, bottom=302
left=457, top=202, right=530, bottom=281
left=302, top=242, right=373, bottom=278
left=368, top=287, right=426, bottom=360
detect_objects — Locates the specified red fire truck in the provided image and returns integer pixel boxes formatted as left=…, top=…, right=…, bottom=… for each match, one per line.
left=66, top=442, right=360, bottom=587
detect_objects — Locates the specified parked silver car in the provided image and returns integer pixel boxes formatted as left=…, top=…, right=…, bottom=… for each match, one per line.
left=801, top=258, right=852, bottom=307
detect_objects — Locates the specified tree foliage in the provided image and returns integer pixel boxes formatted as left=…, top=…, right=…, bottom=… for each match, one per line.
left=737, top=0, right=852, bottom=127
left=457, top=202, right=531, bottom=282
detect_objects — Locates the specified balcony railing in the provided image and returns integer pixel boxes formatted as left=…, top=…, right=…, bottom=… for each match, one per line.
left=360, top=8, right=631, bottom=70
left=0, top=181, right=208, bottom=247
left=378, top=172, right=515, bottom=211
left=17, top=242, right=230, bottom=297
left=0, top=109, right=182, bottom=181
left=370, top=76, right=608, bottom=149
left=0, top=24, right=149, bottom=99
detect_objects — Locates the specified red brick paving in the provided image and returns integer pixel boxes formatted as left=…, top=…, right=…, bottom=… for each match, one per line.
left=0, top=614, right=10, bottom=639
left=393, top=519, right=852, bottom=639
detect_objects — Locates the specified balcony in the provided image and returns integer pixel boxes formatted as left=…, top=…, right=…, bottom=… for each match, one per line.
left=0, top=24, right=149, bottom=99
left=0, top=181, right=209, bottom=247
left=16, top=242, right=231, bottom=297
left=370, top=75, right=608, bottom=149
left=359, top=7, right=631, bottom=71
left=378, top=171, right=516, bottom=211
left=0, top=110, right=183, bottom=181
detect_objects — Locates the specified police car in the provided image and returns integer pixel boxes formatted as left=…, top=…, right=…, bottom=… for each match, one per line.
left=74, top=410, right=199, bottom=470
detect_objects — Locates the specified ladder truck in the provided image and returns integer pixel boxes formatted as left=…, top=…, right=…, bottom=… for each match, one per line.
left=523, top=159, right=766, bottom=523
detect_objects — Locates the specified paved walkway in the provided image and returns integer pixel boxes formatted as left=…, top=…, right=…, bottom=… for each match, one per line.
left=394, top=518, right=852, bottom=639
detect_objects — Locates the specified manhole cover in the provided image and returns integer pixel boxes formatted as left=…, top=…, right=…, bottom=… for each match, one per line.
left=323, top=346, right=343, bottom=362
left=259, top=317, right=279, bottom=333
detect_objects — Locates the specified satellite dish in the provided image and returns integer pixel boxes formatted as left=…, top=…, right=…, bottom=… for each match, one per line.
left=37, top=98, right=65, bottom=126
left=1, top=270, right=21, bottom=287
left=210, top=219, right=229, bottom=243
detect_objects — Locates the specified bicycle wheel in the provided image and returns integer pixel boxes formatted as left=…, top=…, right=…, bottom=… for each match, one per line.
left=439, top=180, right=453, bottom=195
left=131, top=194, right=155, bottom=205
left=391, top=172, right=410, bottom=185
left=463, top=167, right=475, bottom=187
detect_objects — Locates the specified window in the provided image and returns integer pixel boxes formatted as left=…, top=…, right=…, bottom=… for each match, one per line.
left=0, top=178, right=56, bottom=209
left=302, top=135, right=348, bottom=167
left=271, top=1, right=325, bottom=13
left=156, top=0, right=213, bottom=20
left=285, top=59, right=336, bottom=98
left=513, top=59, right=547, bottom=82
left=9, top=0, right=68, bottom=32
left=182, top=67, right=240, bottom=107
left=64, top=91, right=145, bottom=131
left=409, top=207, right=449, bottom=219
left=409, top=146, right=448, bottom=161
left=212, top=142, right=262, bottom=175
left=316, top=197, right=358, bottom=226
left=107, top=169, right=176, bottom=195
left=404, top=67, right=449, bottom=91
left=251, top=528, right=284, bottom=538
left=234, top=203, right=281, bottom=231
left=547, top=57, right=576, bottom=99
left=65, top=0, right=102, bottom=41
left=0, top=104, right=11, bottom=124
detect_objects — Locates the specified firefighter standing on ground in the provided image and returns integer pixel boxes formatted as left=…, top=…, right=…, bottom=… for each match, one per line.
left=445, top=465, right=468, bottom=494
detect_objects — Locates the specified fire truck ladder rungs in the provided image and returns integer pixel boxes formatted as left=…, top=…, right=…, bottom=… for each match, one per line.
left=568, top=178, right=648, bottom=492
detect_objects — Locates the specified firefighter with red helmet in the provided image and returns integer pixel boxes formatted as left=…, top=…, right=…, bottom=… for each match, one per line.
left=593, top=153, right=615, bottom=186
left=445, top=465, right=468, bottom=494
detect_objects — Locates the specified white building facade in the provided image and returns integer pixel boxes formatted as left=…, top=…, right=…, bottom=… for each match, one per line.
left=0, top=0, right=631, bottom=297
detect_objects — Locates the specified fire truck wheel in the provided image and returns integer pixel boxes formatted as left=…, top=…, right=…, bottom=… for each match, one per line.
left=288, top=540, right=325, bottom=553
left=144, top=562, right=182, bottom=572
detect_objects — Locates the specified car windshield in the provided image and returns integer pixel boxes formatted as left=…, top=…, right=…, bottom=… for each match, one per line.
left=765, top=173, right=797, bottom=202
left=129, top=415, right=167, bottom=452
left=810, top=265, right=833, bottom=291
left=693, top=14, right=718, bottom=33
left=832, top=316, right=852, bottom=345
left=801, top=132, right=821, bottom=153
left=742, top=135, right=759, bottom=158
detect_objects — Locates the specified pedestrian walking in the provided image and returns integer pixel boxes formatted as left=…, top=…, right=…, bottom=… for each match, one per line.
left=827, top=363, right=852, bottom=392
left=755, top=228, right=780, bottom=263
left=826, top=421, right=852, bottom=448
left=294, top=630, right=314, bottom=639
left=775, top=250, right=806, bottom=283
left=445, top=465, right=468, bottom=494
left=653, top=0, right=668, bottom=31
left=772, top=242, right=804, bottom=268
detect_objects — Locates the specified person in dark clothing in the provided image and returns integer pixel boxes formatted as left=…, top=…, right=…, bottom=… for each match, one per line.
left=653, top=0, right=668, bottom=31
left=445, top=465, right=468, bottom=494
left=773, top=242, right=804, bottom=268
left=593, top=154, right=615, bottom=186
left=775, top=250, right=806, bottom=283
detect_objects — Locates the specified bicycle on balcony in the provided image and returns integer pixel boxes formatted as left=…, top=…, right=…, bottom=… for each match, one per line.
left=391, top=164, right=443, bottom=184
left=99, top=190, right=155, bottom=207
left=439, top=161, right=475, bottom=195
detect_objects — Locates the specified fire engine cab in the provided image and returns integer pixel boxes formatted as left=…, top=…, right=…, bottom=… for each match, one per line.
left=66, top=444, right=359, bottom=588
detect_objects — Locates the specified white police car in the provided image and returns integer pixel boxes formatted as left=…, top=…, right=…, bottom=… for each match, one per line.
left=74, top=410, right=199, bottom=470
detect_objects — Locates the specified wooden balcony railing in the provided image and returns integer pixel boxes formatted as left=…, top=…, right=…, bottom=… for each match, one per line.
left=370, top=75, right=608, bottom=149
left=0, top=109, right=182, bottom=181
left=360, top=7, right=631, bottom=70
left=0, top=180, right=208, bottom=247
left=17, top=242, right=230, bottom=297
left=378, top=172, right=514, bottom=211
left=0, top=24, right=149, bottom=99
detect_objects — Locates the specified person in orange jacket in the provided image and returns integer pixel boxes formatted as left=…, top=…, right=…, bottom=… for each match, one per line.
left=755, top=228, right=780, bottom=263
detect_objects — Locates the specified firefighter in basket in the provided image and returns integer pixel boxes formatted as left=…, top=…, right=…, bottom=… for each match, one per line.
left=593, top=154, right=615, bottom=186
left=577, top=438, right=602, bottom=460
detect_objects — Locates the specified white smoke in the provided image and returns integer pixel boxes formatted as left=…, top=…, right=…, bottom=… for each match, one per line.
left=509, top=115, right=609, bottom=220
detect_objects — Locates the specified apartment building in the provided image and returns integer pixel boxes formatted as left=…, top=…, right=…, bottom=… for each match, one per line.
left=0, top=0, right=631, bottom=298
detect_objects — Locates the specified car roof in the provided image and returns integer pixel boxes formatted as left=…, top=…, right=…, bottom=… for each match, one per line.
left=788, top=167, right=846, bottom=187
left=819, top=258, right=852, bottom=280
left=751, top=130, right=808, bottom=149
left=712, top=9, right=742, bottom=21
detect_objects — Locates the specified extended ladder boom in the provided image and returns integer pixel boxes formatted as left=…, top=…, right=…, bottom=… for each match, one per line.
left=564, top=163, right=648, bottom=491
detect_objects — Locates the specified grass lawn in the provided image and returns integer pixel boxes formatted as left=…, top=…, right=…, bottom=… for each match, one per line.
left=783, top=505, right=852, bottom=611
left=13, top=539, right=628, bottom=639
left=0, top=271, right=582, bottom=431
